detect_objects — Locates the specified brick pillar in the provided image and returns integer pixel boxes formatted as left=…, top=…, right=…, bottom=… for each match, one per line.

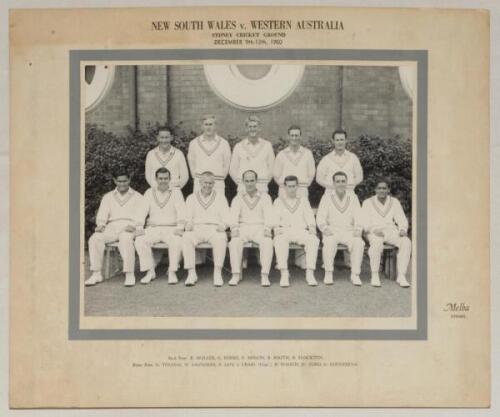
left=136, top=65, right=168, bottom=132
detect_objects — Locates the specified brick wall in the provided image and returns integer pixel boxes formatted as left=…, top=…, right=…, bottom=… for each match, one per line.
left=168, top=65, right=341, bottom=142
left=137, top=66, right=168, bottom=131
left=85, top=64, right=412, bottom=141
left=86, top=66, right=135, bottom=135
left=342, top=66, right=412, bottom=140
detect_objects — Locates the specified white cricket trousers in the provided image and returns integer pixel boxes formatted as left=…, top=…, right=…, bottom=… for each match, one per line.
left=88, top=220, right=135, bottom=273
left=366, top=228, right=411, bottom=275
left=182, top=225, right=227, bottom=269
left=229, top=225, right=273, bottom=274
left=322, top=231, right=365, bottom=275
left=134, top=226, right=182, bottom=272
left=274, top=228, right=319, bottom=270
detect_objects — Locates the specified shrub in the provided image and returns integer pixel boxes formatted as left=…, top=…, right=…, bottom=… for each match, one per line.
left=84, top=125, right=412, bottom=241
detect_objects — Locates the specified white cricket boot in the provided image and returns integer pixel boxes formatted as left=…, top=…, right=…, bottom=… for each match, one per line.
left=213, top=267, right=224, bottom=287
left=85, top=272, right=103, bottom=286
left=280, top=270, right=290, bottom=287
left=140, top=269, right=156, bottom=284
left=306, top=270, right=318, bottom=286
left=185, top=269, right=198, bottom=286
left=124, top=272, right=136, bottom=287
left=371, top=272, right=381, bottom=287
left=350, top=273, right=362, bottom=286
left=323, top=271, right=334, bottom=285
left=229, top=273, right=240, bottom=286
left=261, top=273, right=271, bottom=287
left=397, top=275, right=410, bottom=288
left=167, top=271, right=179, bottom=284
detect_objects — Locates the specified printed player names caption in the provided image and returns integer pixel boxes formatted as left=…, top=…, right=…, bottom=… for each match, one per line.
left=132, top=354, right=358, bottom=369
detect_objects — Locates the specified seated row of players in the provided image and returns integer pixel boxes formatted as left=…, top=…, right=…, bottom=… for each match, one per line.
left=85, top=168, right=411, bottom=288
left=144, top=114, right=362, bottom=196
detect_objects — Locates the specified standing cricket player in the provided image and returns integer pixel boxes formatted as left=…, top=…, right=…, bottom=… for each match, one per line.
left=187, top=115, right=231, bottom=192
left=229, top=115, right=275, bottom=194
left=316, top=129, right=363, bottom=193
left=273, top=125, right=315, bottom=199
left=144, top=126, right=189, bottom=193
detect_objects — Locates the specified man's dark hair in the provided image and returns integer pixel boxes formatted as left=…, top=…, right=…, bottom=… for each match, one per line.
left=287, top=125, right=302, bottom=135
left=157, top=126, right=173, bottom=135
left=155, top=167, right=171, bottom=179
left=332, top=129, right=347, bottom=139
left=332, top=171, right=348, bottom=182
left=242, top=169, right=258, bottom=181
left=375, top=178, right=391, bottom=189
left=284, top=175, right=299, bottom=185
left=112, top=166, right=130, bottom=179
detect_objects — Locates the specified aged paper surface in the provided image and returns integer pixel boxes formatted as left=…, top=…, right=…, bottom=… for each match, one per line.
left=9, top=6, right=489, bottom=408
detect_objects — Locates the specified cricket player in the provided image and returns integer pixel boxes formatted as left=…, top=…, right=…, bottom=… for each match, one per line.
left=144, top=126, right=189, bottom=193
left=134, top=167, right=185, bottom=285
left=273, top=175, right=319, bottom=287
left=187, top=115, right=231, bottom=192
left=182, top=171, right=230, bottom=287
left=316, top=129, right=363, bottom=193
left=229, top=115, right=275, bottom=194
left=228, top=170, right=274, bottom=287
left=85, top=169, right=143, bottom=287
left=362, top=180, right=411, bottom=287
left=273, top=125, right=316, bottom=199
left=316, top=171, right=365, bottom=286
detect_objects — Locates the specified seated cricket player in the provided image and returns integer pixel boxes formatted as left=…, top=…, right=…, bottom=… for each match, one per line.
left=182, top=171, right=230, bottom=287
left=228, top=170, right=274, bottom=287
left=272, top=175, right=320, bottom=287
left=85, top=168, right=143, bottom=287
left=134, top=167, right=186, bottom=285
left=316, top=171, right=365, bottom=286
left=361, top=180, right=411, bottom=287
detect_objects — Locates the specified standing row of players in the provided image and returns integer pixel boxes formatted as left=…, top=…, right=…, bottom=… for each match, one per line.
left=85, top=115, right=411, bottom=288
left=145, top=114, right=362, bottom=195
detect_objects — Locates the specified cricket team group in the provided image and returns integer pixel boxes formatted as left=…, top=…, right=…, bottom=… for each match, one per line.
left=85, top=115, right=412, bottom=289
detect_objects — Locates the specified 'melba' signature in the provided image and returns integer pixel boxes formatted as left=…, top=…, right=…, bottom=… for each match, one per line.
left=443, top=302, right=470, bottom=312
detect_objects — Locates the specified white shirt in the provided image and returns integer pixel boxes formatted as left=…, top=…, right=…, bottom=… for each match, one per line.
left=95, top=188, right=143, bottom=227
left=187, top=134, right=231, bottom=181
left=229, top=138, right=275, bottom=186
left=135, top=187, right=186, bottom=228
left=272, top=195, right=316, bottom=230
left=316, top=191, right=362, bottom=233
left=361, top=195, right=408, bottom=233
left=316, top=150, right=363, bottom=190
left=145, top=146, right=189, bottom=189
left=229, top=191, right=273, bottom=229
left=185, top=190, right=230, bottom=228
left=273, top=146, right=315, bottom=187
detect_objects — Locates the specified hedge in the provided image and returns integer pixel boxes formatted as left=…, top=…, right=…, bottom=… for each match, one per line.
left=84, top=124, right=412, bottom=241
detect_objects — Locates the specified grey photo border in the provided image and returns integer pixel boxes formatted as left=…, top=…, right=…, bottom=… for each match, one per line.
left=69, top=49, right=427, bottom=340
